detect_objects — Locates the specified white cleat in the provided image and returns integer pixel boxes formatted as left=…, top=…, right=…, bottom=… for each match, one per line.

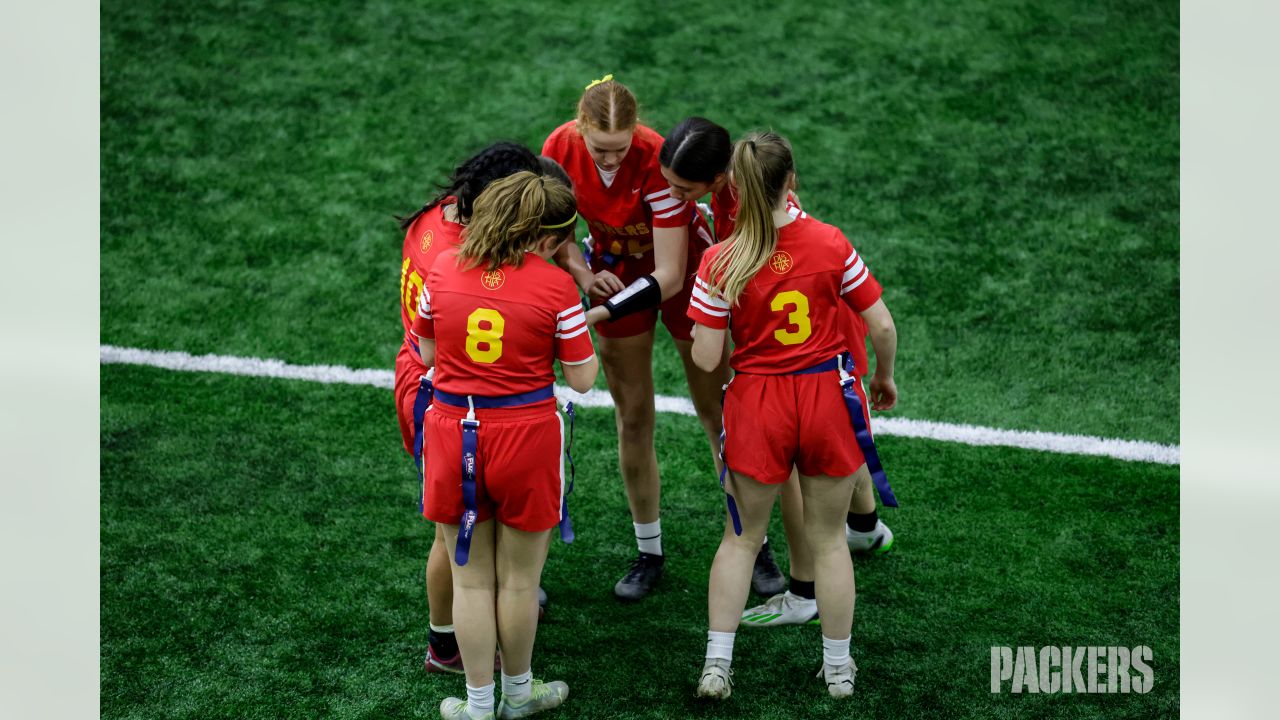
left=740, top=591, right=819, bottom=627
left=696, top=658, right=734, bottom=700
left=846, top=519, right=894, bottom=554
left=440, top=697, right=495, bottom=720
left=817, top=658, right=858, bottom=698
left=497, top=679, right=568, bottom=718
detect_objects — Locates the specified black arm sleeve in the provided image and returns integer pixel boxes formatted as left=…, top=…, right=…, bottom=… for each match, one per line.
left=602, top=275, right=663, bottom=321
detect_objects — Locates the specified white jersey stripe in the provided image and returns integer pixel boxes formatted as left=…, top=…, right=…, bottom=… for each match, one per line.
left=644, top=188, right=671, bottom=201
left=557, top=305, right=583, bottom=319
left=556, top=325, right=590, bottom=340
left=690, top=296, right=729, bottom=318
left=692, top=283, right=730, bottom=310
left=557, top=317, right=587, bottom=335
left=842, top=258, right=866, bottom=284
left=841, top=268, right=870, bottom=295
left=649, top=197, right=682, bottom=212
left=654, top=207, right=684, bottom=220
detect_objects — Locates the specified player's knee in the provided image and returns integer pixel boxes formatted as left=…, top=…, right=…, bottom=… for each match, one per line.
left=615, top=412, right=655, bottom=444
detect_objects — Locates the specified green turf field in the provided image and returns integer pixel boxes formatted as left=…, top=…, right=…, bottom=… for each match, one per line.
left=101, top=0, right=1179, bottom=717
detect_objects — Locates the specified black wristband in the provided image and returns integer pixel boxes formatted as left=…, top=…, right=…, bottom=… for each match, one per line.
left=603, top=274, right=663, bottom=321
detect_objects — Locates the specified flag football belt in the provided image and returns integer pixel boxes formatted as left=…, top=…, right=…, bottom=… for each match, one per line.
left=582, top=235, right=620, bottom=270
left=717, top=354, right=897, bottom=536
left=412, top=368, right=435, bottom=514
left=408, top=336, right=433, bottom=515
left=431, top=384, right=577, bottom=565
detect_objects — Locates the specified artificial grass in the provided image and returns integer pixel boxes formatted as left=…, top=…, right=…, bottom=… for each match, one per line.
left=101, top=0, right=1178, bottom=444
left=101, top=364, right=1177, bottom=719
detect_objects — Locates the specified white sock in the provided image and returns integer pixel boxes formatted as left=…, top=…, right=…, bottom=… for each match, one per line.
left=501, top=669, right=533, bottom=704
left=466, top=682, right=495, bottom=717
left=634, top=520, right=662, bottom=556
left=822, top=635, right=851, bottom=666
left=429, top=623, right=455, bottom=634
left=706, top=631, right=736, bottom=662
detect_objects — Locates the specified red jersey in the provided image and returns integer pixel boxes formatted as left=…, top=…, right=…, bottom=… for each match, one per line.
left=411, top=250, right=595, bottom=396
left=687, top=211, right=882, bottom=374
left=542, top=121, right=693, bottom=261
left=704, top=194, right=872, bottom=375
left=400, top=202, right=464, bottom=346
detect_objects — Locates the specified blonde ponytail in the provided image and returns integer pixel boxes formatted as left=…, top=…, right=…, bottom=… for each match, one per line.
left=459, top=171, right=577, bottom=271
left=706, top=132, right=795, bottom=303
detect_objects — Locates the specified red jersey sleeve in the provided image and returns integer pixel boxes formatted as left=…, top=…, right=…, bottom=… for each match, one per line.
left=410, top=284, right=434, bottom=340
left=553, top=277, right=594, bottom=365
left=687, top=249, right=731, bottom=329
left=838, top=234, right=883, bottom=312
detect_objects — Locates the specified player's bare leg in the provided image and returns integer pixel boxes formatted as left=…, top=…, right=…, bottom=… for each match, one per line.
left=799, top=470, right=860, bottom=698
left=675, top=335, right=784, bottom=595
left=779, top=470, right=813, bottom=582
left=440, top=520, right=499, bottom=718
left=493, top=525, right=550, bottom=676
left=697, top=470, right=779, bottom=699
left=598, top=330, right=660, bottom=522
left=742, top=470, right=823, bottom=628
left=707, top=472, right=779, bottom=631
left=424, top=524, right=462, bottom=673
left=597, top=330, right=666, bottom=600
left=493, top=525, right=568, bottom=717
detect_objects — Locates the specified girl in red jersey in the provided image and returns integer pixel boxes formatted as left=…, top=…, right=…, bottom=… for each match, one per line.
left=542, top=75, right=737, bottom=600
left=686, top=132, right=899, bottom=700
left=413, top=171, right=597, bottom=720
left=659, top=118, right=899, bottom=629
left=395, top=143, right=554, bottom=676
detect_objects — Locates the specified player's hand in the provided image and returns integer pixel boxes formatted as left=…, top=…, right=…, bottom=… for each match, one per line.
left=587, top=270, right=626, bottom=300
left=869, top=375, right=897, bottom=411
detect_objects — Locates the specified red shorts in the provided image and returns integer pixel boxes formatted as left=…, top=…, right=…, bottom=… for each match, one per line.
left=394, top=342, right=430, bottom=456
left=421, top=398, right=565, bottom=533
left=722, top=370, right=868, bottom=484
left=589, top=213, right=713, bottom=341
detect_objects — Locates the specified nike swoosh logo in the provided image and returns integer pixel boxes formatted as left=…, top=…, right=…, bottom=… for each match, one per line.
left=631, top=188, right=641, bottom=193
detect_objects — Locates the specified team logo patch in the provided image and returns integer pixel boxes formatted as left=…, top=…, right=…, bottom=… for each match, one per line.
left=421, top=230, right=433, bottom=252
left=481, top=269, right=506, bottom=290
left=769, top=251, right=794, bottom=274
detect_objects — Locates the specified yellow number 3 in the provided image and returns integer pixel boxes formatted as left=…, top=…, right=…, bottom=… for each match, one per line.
left=465, top=308, right=505, bottom=363
left=770, top=290, right=812, bottom=346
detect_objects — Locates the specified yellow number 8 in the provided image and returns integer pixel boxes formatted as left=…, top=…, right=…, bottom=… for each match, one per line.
left=465, top=308, right=505, bottom=363
left=770, top=290, right=812, bottom=345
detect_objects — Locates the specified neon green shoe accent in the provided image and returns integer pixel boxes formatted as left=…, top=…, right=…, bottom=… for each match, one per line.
left=497, top=679, right=568, bottom=719
left=871, top=535, right=895, bottom=555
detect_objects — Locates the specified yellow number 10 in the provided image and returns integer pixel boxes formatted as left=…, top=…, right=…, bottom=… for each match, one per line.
left=770, top=290, right=812, bottom=345
left=465, top=308, right=505, bottom=363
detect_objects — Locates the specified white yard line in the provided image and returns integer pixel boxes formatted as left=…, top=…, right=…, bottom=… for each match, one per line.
left=100, top=344, right=1180, bottom=466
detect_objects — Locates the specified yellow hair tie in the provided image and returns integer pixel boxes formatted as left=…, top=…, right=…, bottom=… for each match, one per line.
left=585, top=73, right=614, bottom=90
left=540, top=212, right=579, bottom=230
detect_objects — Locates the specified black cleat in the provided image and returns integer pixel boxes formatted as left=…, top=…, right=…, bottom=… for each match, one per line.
left=751, top=542, right=785, bottom=596
left=613, top=552, right=665, bottom=601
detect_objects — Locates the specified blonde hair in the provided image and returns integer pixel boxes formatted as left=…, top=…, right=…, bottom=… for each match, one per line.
left=458, top=171, right=577, bottom=271
left=706, top=132, right=795, bottom=303
left=576, top=76, right=638, bottom=133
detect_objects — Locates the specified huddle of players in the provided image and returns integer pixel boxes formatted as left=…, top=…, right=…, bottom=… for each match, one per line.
left=393, top=76, right=900, bottom=719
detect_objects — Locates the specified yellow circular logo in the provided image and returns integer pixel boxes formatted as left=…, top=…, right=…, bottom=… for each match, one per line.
left=768, top=251, right=794, bottom=274
left=481, top=269, right=506, bottom=291
left=420, top=230, right=433, bottom=252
